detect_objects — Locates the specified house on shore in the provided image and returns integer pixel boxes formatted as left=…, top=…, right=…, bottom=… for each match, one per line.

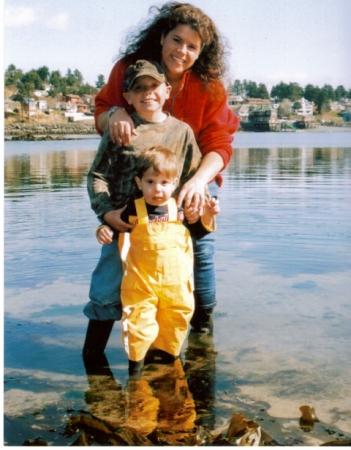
left=23, top=98, right=37, bottom=116
left=295, top=97, right=313, bottom=116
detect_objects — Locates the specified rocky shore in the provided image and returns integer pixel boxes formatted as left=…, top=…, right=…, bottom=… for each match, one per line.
left=4, top=121, right=351, bottom=141
left=4, top=122, right=97, bottom=140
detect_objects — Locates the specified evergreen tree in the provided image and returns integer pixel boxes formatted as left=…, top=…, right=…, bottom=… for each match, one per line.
left=334, top=85, right=347, bottom=100
left=232, top=79, right=243, bottom=95
left=77, top=83, right=99, bottom=96
left=257, top=83, right=270, bottom=99
left=288, top=82, right=303, bottom=102
left=246, top=80, right=259, bottom=98
left=21, top=70, right=44, bottom=90
left=36, top=66, right=50, bottom=82
left=5, top=64, right=23, bottom=86
left=322, top=84, right=335, bottom=101
left=315, top=90, right=330, bottom=114
left=65, top=68, right=75, bottom=86
left=271, top=81, right=290, bottom=100
left=73, top=69, right=84, bottom=85
left=95, top=74, right=106, bottom=89
left=304, top=84, right=319, bottom=103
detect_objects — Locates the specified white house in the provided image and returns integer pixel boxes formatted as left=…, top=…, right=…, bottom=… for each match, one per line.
left=237, top=104, right=250, bottom=119
left=295, top=97, right=313, bottom=116
left=60, top=102, right=78, bottom=112
left=65, top=112, right=94, bottom=122
left=23, top=98, right=37, bottom=116
left=37, top=100, right=47, bottom=110
left=33, top=89, right=49, bottom=97
left=330, top=102, right=342, bottom=111
left=227, top=94, right=244, bottom=108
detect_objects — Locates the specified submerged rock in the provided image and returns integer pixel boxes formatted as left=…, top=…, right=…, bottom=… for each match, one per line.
left=23, top=437, right=48, bottom=446
left=299, top=405, right=320, bottom=432
left=226, top=413, right=261, bottom=446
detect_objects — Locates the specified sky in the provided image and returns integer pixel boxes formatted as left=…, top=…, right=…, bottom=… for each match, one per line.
left=3, top=0, right=351, bottom=92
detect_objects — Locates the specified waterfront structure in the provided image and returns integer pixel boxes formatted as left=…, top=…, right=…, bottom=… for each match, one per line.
left=240, top=105, right=277, bottom=131
left=295, top=97, right=313, bottom=116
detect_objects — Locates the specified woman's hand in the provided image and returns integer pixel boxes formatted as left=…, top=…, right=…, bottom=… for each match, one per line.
left=176, top=177, right=206, bottom=212
left=103, top=206, right=133, bottom=232
left=108, top=108, right=137, bottom=146
left=177, top=152, right=224, bottom=212
left=97, top=227, right=113, bottom=245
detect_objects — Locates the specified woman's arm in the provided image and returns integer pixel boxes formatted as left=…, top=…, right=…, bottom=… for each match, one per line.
left=176, top=151, right=224, bottom=210
left=94, top=56, right=135, bottom=144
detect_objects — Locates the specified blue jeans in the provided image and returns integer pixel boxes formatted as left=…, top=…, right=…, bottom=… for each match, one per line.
left=192, top=232, right=216, bottom=311
left=83, top=239, right=123, bottom=321
left=84, top=183, right=218, bottom=320
left=192, top=181, right=218, bottom=311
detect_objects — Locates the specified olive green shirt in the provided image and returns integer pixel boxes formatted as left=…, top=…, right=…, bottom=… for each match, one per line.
left=87, top=112, right=202, bottom=223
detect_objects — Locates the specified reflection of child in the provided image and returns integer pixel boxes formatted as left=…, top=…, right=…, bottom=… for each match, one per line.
left=97, top=147, right=219, bottom=376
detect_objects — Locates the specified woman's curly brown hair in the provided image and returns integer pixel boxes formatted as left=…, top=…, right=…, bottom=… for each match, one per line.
left=119, top=2, right=228, bottom=83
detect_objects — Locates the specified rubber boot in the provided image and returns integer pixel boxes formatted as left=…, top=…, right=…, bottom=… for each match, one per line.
left=83, top=352, right=112, bottom=376
left=144, top=348, right=179, bottom=365
left=82, top=319, right=114, bottom=360
left=128, top=359, right=145, bottom=379
left=190, top=308, right=213, bottom=334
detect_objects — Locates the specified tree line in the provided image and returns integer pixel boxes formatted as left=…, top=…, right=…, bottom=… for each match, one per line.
left=5, top=64, right=351, bottom=115
left=228, top=79, right=351, bottom=114
left=5, top=64, right=106, bottom=100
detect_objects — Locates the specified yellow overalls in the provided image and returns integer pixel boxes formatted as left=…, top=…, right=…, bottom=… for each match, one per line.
left=119, top=198, right=195, bottom=362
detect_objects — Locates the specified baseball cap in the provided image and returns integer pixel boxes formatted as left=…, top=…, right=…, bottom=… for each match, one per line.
left=123, top=60, right=166, bottom=92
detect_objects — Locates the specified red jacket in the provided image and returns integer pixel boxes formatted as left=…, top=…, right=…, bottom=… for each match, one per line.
left=95, top=56, right=240, bottom=183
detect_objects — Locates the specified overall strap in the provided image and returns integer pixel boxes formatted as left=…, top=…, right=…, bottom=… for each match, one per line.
left=134, top=198, right=149, bottom=224
left=167, top=198, right=178, bottom=221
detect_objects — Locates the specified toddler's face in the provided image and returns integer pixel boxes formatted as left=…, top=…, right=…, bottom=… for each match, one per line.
left=135, top=168, right=178, bottom=206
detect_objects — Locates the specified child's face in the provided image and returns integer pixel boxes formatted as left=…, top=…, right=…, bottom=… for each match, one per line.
left=123, top=76, right=171, bottom=117
left=135, top=168, right=178, bottom=206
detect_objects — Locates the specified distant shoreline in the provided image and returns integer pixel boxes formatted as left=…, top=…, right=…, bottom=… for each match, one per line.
left=4, top=122, right=351, bottom=141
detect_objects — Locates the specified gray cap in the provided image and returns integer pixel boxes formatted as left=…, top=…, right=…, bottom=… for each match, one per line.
left=123, top=60, right=166, bottom=92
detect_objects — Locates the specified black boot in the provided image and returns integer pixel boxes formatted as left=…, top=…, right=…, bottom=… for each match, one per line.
left=83, top=352, right=112, bottom=376
left=145, top=348, right=179, bottom=365
left=82, top=320, right=114, bottom=360
left=128, top=359, right=145, bottom=378
left=190, top=308, right=213, bottom=334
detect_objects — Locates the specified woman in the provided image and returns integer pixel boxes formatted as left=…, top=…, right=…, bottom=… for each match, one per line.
left=84, top=2, right=239, bottom=356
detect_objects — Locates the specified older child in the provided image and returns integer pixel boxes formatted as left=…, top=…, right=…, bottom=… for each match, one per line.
left=97, top=146, right=219, bottom=376
left=83, top=60, right=205, bottom=358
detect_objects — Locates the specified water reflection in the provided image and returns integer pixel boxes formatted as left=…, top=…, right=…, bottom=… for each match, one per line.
left=184, top=331, right=217, bottom=430
left=228, top=147, right=350, bottom=179
left=81, top=332, right=218, bottom=443
left=4, top=139, right=351, bottom=444
left=5, top=150, right=95, bottom=193
left=83, top=352, right=196, bottom=443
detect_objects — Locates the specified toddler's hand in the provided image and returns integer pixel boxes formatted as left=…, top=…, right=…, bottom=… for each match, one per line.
left=184, top=204, right=201, bottom=224
left=204, top=197, right=220, bottom=216
left=97, top=226, right=113, bottom=245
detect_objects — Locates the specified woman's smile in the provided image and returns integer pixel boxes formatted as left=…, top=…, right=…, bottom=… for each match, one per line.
left=161, top=24, right=202, bottom=81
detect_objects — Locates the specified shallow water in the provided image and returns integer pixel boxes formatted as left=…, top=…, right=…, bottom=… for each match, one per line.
left=4, top=132, right=351, bottom=446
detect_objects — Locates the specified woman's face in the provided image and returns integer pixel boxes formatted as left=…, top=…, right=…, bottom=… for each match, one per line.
left=160, top=24, right=202, bottom=79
